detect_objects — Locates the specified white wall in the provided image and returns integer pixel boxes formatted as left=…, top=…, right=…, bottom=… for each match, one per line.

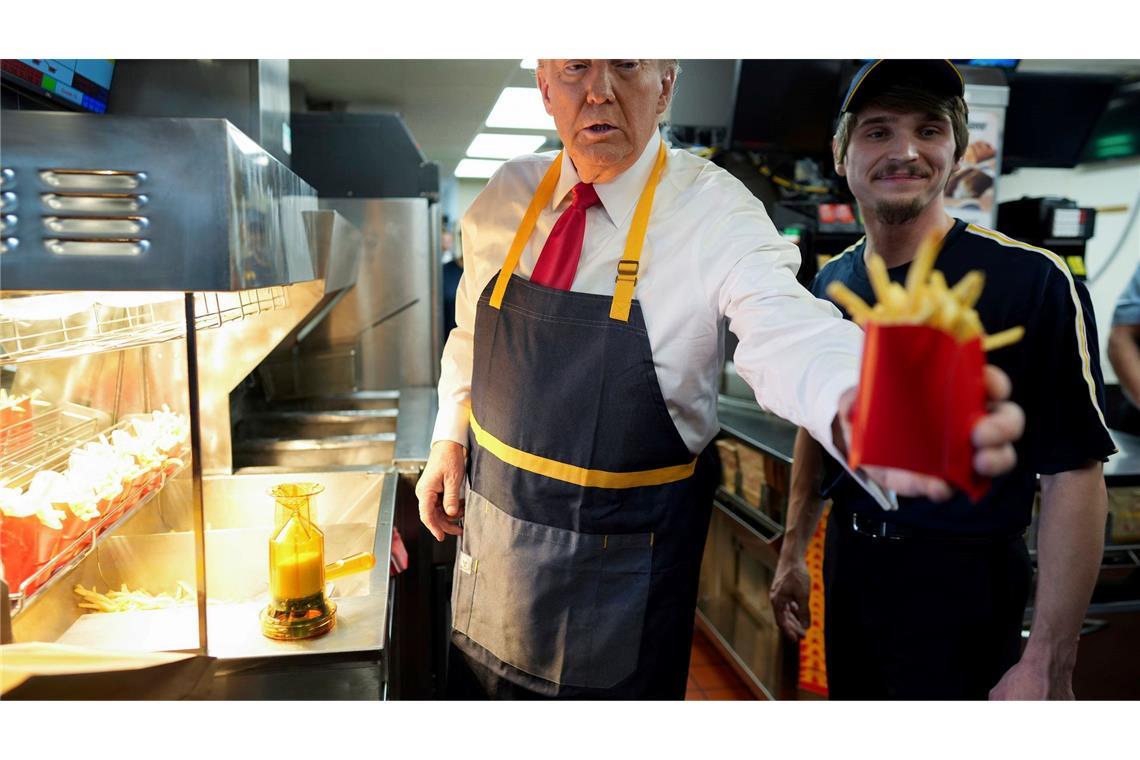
left=455, top=178, right=488, bottom=221
left=997, top=157, right=1140, bottom=383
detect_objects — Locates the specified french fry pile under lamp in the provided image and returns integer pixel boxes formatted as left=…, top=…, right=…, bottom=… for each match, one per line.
left=260, top=482, right=375, bottom=641
left=827, top=232, right=1024, bottom=502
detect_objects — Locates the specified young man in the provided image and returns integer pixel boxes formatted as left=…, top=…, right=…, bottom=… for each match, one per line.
left=771, top=59, right=1116, bottom=700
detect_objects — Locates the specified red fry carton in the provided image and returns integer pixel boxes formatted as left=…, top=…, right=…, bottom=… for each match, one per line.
left=847, top=322, right=990, bottom=502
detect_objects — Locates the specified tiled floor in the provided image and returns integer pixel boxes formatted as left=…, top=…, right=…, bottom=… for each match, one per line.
left=686, top=627, right=760, bottom=700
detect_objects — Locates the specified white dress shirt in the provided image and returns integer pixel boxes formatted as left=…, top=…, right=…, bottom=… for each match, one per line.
left=434, top=132, right=892, bottom=509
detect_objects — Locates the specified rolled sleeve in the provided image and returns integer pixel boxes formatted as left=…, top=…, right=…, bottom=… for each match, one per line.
left=1112, top=263, right=1140, bottom=327
left=715, top=209, right=895, bottom=510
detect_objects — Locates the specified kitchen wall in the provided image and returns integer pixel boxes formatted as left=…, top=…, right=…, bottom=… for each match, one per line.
left=997, top=157, right=1140, bottom=383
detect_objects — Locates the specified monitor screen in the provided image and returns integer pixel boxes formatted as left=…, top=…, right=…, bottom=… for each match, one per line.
left=730, top=60, right=846, bottom=158
left=1, top=59, right=115, bottom=113
left=1080, top=80, right=1140, bottom=163
left=951, top=59, right=1020, bottom=69
left=1002, top=71, right=1120, bottom=171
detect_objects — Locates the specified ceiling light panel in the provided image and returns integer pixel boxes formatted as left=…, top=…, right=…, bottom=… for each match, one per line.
left=455, top=158, right=506, bottom=179
left=466, top=133, right=548, bottom=159
left=486, top=87, right=555, bottom=131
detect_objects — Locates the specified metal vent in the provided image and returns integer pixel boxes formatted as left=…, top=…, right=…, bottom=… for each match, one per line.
left=0, top=168, right=15, bottom=253
left=37, top=169, right=150, bottom=257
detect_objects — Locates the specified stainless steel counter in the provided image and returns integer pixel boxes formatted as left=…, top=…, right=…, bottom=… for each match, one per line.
left=717, top=394, right=1140, bottom=487
left=717, top=395, right=797, bottom=464
left=30, top=469, right=397, bottom=668
left=1105, top=429, right=1140, bottom=487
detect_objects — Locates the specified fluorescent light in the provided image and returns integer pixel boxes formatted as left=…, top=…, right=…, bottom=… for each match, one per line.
left=520, top=59, right=537, bottom=70
left=486, top=87, right=555, bottom=131
left=455, top=158, right=505, bottom=179
left=467, top=133, right=547, bottom=159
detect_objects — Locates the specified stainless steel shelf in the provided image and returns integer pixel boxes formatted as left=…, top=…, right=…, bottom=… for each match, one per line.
left=0, top=287, right=288, bottom=364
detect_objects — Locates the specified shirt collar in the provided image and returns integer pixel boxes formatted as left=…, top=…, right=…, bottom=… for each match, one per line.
left=552, top=131, right=664, bottom=228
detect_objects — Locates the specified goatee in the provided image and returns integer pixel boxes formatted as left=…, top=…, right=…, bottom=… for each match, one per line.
left=874, top=198, right=925, bottom=225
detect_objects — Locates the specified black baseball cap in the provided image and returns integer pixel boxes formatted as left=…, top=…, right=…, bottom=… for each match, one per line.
left=839, top=59, right=965, bottom=116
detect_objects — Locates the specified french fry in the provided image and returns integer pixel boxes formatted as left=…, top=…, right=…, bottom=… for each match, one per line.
left=867, top=254, right=893, bottom=306
left=845, top=239, right=1021, bottom=351
left=826, top=282, right=874, bottom=325
left=905, top=230, right=943, bottom=296
left=982, top=326, right=1025, bottom=352
left=951, top=271, right=985, bottom=308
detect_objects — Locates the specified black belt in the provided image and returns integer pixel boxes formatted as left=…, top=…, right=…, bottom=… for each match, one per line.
left=848, top=512, right=1021, bottom=545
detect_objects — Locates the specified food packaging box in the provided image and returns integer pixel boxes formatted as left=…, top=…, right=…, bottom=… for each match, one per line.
left=715, top=438, right=740, bottom=495
left=847, top=323, right=990, bottom=502
left=735, top=443, right=766, bottom=509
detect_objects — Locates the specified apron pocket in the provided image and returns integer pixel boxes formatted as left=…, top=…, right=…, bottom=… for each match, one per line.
left=452, top=489, right=652, bottom=689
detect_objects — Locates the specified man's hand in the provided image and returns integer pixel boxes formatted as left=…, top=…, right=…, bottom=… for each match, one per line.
left=416, top=440, right=467, bottom=542
left=837, top=364, right=1026, bottom=500
left=770, top=554, right=812, bottom=641
left=989, top=657, right=1075, bottom=700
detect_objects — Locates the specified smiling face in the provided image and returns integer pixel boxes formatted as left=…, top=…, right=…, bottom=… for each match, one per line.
left=536, top=59, right=675, bottom=184
left=836, top=105, right=960, bottom=226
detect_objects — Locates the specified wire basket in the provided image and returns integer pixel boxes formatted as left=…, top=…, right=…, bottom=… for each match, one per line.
left=0, top=287, right=289, bottom=364
left=3, top=413, right=191, bottom=611
left=0, top=402, right=110, bottom=479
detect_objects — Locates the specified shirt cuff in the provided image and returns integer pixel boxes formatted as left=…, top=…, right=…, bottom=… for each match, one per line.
left=1112, top=302, right=1140, bottom=327
left=810, top=372, right=899, bottom=512
left=431, top=401, right=471, bottom=449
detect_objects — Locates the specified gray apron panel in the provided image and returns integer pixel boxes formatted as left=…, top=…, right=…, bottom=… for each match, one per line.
left=452, top=489, right=652, bottom=689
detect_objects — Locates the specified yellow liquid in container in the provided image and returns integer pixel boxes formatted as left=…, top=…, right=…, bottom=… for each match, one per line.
left=266, top=484, right=326, bottom=601
left=261, top=482, right=336, bottom=640
left=269, top=533, right=324, bottom=600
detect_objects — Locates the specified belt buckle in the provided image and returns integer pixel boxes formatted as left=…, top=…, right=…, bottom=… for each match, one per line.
left=852, top=513, right=901, bottom=541
left=615, top=259, right=639, bottom=283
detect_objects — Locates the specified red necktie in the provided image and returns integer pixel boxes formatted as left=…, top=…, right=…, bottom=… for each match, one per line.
left=530, top=182, right=601, bottom=290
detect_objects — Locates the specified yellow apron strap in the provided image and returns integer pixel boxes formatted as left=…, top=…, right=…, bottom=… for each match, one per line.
left=489, top=151, right=564, bottom=309
left=609, top=141, right=668, bottom=322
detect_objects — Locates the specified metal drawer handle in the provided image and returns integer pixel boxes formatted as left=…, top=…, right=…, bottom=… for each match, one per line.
left=45, top=239, right=150, bottom=257
left=42, top=194, right=148, bottom=213
left=39, top=170, right=147, bottom=191
left=1, top=192, right=15, bottom=212
left=1, top=214, right=15, bottom=234
left=0, top=168, right=13, bottom=189
left=43, top=216, right=150, bottom=235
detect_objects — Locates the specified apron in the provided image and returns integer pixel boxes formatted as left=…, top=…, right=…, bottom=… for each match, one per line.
left=450, top=143, right=718, bottom=699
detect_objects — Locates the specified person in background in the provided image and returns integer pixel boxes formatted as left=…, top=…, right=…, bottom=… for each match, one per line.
left=419, top=59, right=1024, bottom=700
left=1107, top=262, right=1140, bottom=430
left=771, top=59, right=1116, bottom=700
left=440, top=227, right=463, bottom=338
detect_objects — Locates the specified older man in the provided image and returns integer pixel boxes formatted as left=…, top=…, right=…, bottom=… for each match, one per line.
left=771, top=60, right=1115, bottom=700
left=417, top=59, right=1023, bottom=699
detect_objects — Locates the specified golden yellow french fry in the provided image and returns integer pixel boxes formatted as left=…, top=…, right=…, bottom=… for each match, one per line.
left=906, top=287, right=937, bottom=324
left=867, top=254, right=893, bottom=307
left=951, top=271, right=985, bottom=308
left=826, top=282, right=874, bottom=325
left=887, top=282, right=909, bottom=315
left=929, top=270, right=948, bottom=296
left=905, top=230, right=943, bottom=296
left=933, top=294, right=962, bottom=332
left=982, top=326, right=1025, bottom=351
left=955, top=309, right=985, bottom=341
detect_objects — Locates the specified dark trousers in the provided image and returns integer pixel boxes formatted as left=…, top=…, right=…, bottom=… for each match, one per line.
left=823, top=511, right=1032, bottom=700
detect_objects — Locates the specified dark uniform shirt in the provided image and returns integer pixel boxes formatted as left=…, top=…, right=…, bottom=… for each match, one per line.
left=811, top=218, right=1117, bottom=535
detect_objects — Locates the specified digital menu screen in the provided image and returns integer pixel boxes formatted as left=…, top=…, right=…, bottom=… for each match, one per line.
left=1, top=59, right=115, bottom=113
